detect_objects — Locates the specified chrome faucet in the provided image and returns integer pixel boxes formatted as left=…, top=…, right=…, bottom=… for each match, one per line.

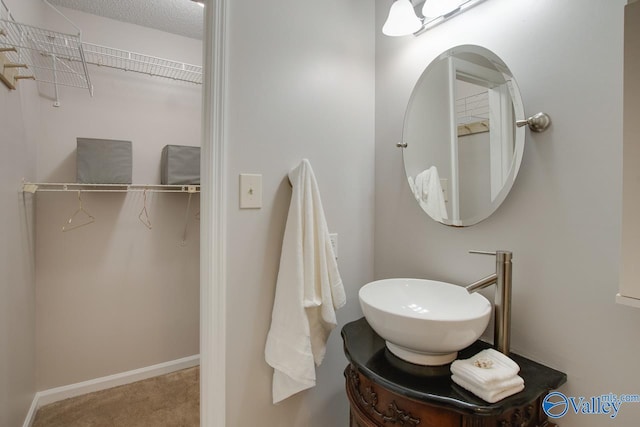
left=465, top=250, right=513, bottom=355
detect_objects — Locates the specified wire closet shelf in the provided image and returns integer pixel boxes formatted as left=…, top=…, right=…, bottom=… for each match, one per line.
left=0, top=0, right=202, bottom=93
left=81, top=43, right=202, bottom=85
left=0, top=0, right=92, bottom=93
left=22, top=182, right=201, bottom=194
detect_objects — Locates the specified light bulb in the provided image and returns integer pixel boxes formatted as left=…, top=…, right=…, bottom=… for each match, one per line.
left=422, top=0, right=463, bottom=17
left=382, top=0, right=423, bottom=37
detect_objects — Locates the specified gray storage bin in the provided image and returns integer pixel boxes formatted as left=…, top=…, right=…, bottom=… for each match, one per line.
left=76, top=138, right=132, bottom=184
left=161, top=145, right=200, bottom=185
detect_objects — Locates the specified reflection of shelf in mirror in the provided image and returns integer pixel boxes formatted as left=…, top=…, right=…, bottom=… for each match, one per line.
left=457, top=119, right=489, bottom=137
left=457, top=114, right=488, bottom=125
left=456, top=91, right=489, bottom=119
left=22, top=182, right=200, bottom=194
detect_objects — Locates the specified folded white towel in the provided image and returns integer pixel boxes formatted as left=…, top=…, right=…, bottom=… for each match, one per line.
left=450, top=349, right=520, bottom=386
left=411, top=166, right=448, bottom=221
left=264, top=159, right=345, bottom=404
left=452, top=374, right=525, bottom=403
left=456, top=373, right=523, bottom=392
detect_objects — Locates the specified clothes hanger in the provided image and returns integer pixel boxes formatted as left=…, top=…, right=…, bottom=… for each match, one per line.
left=62, top=191, right=95, bottom=232
left=138, top=189, right=152, bottom=230
left=181, top=193, right=194, bottom=246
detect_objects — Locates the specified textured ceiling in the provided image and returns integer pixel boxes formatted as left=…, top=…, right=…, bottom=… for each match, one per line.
left=47, top=0, right=204, bottom=40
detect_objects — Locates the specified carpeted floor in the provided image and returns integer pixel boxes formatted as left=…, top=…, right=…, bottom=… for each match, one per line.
left=32, top=366, right=199, bottom=427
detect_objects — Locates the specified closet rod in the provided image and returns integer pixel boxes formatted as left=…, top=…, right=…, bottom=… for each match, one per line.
left=22, top=182, right=200, bottom=194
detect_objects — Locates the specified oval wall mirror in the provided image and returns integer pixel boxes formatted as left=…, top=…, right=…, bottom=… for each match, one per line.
left=402, top=45, right=525, bottom=227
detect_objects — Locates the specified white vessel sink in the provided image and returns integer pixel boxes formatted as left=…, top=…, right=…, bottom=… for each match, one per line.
left=359, top=278, right=491, bottom=366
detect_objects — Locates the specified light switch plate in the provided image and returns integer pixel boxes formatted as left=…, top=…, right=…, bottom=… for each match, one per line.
left=240, top=174, right=262, bottom=209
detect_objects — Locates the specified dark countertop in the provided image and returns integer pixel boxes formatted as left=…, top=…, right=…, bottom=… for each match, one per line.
left=342, top=317, right=567, bottom=416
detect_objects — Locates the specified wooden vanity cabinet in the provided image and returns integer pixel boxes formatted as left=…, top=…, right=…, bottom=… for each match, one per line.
left=345, top=364, right=557, bottom=427
left=342, top=319, right=567, bottom=427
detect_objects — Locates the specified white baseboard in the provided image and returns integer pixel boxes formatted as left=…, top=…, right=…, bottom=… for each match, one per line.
left=616, top=293, right=640, bottom=308
left=22, top=354, right=200, bottom=427
left=22, top=396, right=39, bottom=427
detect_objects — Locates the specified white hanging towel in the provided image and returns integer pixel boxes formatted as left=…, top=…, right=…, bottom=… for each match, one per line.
left=265, top=159, right=345, bottom=404
left=411, top=166, right=448, bottom=222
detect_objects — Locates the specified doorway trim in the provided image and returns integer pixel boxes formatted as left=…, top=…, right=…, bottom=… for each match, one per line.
left=201, top=0, right=227, bottom=426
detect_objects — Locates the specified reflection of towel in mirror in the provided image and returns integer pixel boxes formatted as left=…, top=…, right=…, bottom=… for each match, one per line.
left=264, top=159, right=345, bottom=404
left=411, top=166, right=448, bottom=222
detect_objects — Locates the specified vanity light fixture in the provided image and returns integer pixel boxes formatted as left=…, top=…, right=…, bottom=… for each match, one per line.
left=382, top=0, right=423, bottom=37
left=382, top=0, right=487, bottom=37
left=422, top=0, right=464, bottom=17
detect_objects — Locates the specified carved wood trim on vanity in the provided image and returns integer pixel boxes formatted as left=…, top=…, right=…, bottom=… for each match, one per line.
left=346, top=364, right=462, bottom=427
left=345, top=364, right=559, bottom=427
left=347, top=365, right=421, bottom=426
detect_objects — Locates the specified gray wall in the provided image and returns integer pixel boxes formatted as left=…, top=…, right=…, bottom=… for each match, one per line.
left=33, top=7, right=202, bottom=389
left=0, top=1, right=41, bottom=425
left=458, top=132, right=490, bottom=217
left=375, top=0, right=640, bottom=425
left=621, top=1, right=640, bottom=300
left=224, top=0, right=374, bottom=425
